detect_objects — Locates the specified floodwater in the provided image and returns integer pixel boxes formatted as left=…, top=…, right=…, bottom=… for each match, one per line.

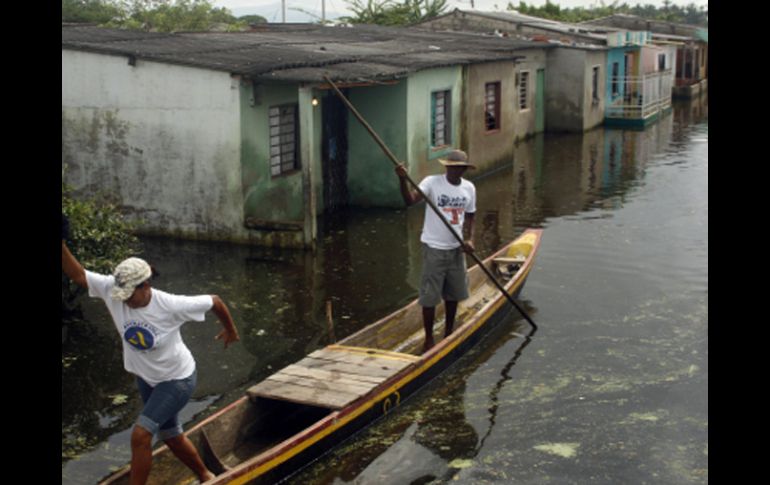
left=61, top=95, right=707, bottom=484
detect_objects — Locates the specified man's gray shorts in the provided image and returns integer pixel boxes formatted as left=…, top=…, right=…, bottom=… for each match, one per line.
left=419, top=244, right=469, bottom=307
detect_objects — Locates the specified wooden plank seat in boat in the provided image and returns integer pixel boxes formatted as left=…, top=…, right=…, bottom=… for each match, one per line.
left=493, top=256, right=526, bottom=278
left=492, top=256, right=527, bottom=265
left=247, top=345, right=419, bottom=409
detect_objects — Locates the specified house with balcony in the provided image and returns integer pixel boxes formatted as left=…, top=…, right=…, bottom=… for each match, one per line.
left=415, top=9, right=676, bottom=130
left=601, top=30, right=677, bottom=127
left=582, top=14, right=707, bottom=99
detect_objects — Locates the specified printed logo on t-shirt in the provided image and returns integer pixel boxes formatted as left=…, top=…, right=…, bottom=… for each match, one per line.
left=437, top=194, right=468, bottom=209
left=437, top=194, right=468, bottom=225
left=123, top=321, right=159, bottom=351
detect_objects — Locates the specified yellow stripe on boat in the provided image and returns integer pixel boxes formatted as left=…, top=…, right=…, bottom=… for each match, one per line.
left=228, top=232, right=538, bottom=485
left=229, top=261, right=534, bottom=485
left=327, top=345, right=421, bottom=362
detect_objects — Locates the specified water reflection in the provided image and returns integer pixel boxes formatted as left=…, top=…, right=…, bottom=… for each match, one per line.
left=62, top=95, right=707, bottom=484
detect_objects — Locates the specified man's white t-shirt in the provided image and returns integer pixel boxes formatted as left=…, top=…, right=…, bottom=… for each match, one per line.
left=86, top=271, right=213, bottom=386
left=418, top=174, right=476, bottom=250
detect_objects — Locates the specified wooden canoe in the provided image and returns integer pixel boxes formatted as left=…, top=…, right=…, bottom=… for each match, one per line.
left=99, top=228, right=543, bottom=485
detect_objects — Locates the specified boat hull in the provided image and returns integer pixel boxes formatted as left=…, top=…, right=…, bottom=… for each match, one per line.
left=228, top=279, right=528, bottom=485
left=100, top=229, right=542, bottom=485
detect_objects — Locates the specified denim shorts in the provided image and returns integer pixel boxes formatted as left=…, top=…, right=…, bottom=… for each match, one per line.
left=135, top=370, right=197, bottom=441
left=419, top=244, right=469, bottom=307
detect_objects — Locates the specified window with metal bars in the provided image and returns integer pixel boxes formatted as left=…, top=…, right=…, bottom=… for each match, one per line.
left=485, top=82, right=501, bottom=131
left=431, top=90, right=451, bottom=147
left=611, top=62, right=620, bottom=97
left=518, top=71, right=530, bottom=111
left=269, top=104, right=299, bottom=176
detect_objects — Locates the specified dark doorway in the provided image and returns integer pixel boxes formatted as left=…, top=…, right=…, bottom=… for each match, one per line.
left=321, top=91, right=349, bottom=214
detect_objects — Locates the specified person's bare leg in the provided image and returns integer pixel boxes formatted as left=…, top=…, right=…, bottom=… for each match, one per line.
left=164, top=434, right=215, bottom=482
left=130, top=426, right=154, bottom=485
left=422, top=306, right=436, bottom=353
left=444, top=300, right=458, bottom=337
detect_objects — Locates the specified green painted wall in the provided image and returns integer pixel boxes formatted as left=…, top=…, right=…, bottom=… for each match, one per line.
left=240, top=82, right=305, bottom=224
left=346, top=82, right=408, bottom=208
left=345, top=68, right=462, bottom=208
left=406, top=67, right=462, bottom=180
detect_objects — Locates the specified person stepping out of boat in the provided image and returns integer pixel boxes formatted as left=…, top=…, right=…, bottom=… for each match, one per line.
left=395, top=149, right=477, bottom=353
left=61, top=214, right=240, bottom=485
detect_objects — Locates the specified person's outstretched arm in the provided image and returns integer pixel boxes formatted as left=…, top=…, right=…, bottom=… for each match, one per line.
left=62, top=239, right=88, bottom=289
left=210, top=295, right=240, bottom=349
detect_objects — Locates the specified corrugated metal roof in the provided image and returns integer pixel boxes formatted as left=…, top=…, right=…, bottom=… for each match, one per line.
left=62, top=23, right=552, bottom=83
left=418, top=9, right=610, bottom=43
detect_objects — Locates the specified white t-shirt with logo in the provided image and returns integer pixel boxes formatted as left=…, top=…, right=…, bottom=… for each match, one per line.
left=86, top=271, right=213, bottom=386
left=418, top=174, right=476, bottom=250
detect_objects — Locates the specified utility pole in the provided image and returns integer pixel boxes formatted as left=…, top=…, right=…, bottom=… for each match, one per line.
left=282, top=0, right=286, bottom=23
left=322, top=0, right=326, bottom=23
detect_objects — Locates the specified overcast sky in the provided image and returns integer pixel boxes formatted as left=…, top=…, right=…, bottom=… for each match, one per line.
left=211, top=0, right=708, bottom=18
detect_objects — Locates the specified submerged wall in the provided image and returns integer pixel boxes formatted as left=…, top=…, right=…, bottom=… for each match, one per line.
left=62, top=50, right=246, bottom=242
left=346, top=81, right=408, bottom=208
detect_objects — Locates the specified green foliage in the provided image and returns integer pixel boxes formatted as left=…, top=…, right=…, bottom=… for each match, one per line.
left=341, top=0, right=448, bottom=26
left=63, top=0, right=248, bottom=32
left=62, top=176, right=141, bottom=319
left=238, top=14, right=268, bottom=25
left=508, top=1, right=707, bottom=27
left=63, top=0, right=124, bottom=23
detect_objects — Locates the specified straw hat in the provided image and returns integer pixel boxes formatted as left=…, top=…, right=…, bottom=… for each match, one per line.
left=438, top=149, right=475, bottom=169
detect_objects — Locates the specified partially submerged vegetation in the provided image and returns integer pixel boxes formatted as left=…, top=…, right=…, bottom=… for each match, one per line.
left=61, top=173, right=141, bottom=324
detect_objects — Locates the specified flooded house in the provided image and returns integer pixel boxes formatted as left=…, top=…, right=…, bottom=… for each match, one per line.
left=415, top=9, right=676, bottom=130
left=581, top=14, right=707, bottom=99
left=599, top=29, right=676, bottom=128
left=62, top=23, right=546, bottom=248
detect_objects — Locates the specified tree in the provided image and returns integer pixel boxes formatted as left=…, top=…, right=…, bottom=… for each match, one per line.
left=341, top=0, right=448, bottom=26
left=62, top=0, right=248, bottom=32
left=239, top=14, right=268, bottom=25
left=110, top=0, right=246, bottom=32
left=63, top=0, right=123, bottom=23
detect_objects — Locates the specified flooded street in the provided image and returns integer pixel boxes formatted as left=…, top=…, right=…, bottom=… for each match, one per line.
left=62, top=95, right=707, bottom=484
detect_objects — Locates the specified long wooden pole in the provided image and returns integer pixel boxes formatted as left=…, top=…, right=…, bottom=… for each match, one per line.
left=323, top=75, right=537, bottom=330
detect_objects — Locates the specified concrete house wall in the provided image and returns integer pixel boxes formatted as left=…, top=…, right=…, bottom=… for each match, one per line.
left=461, top=51, right=546, bottom=168
left=606, top=47, right=632, bottom=106
left=340, top=67, right=466, bottom=209
left=513, top=48, right=548, bottom=139
left=346, top=81, right=409, bottom=208
left=545, top=48, right=606, bottom=132
left=63, top=24, right=554, bottom=246
left=463, top=61, right=518, bottom=170
left=62, top=49, right=246, bottom=241
left=239, top=81, right=321, bottom=247
left=407, top=67, right=463, bottom=178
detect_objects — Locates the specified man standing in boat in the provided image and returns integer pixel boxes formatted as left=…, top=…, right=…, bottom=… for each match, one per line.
left=395, top=149, right=476, bottom=353
left=61, top=214, right=239, bottom=484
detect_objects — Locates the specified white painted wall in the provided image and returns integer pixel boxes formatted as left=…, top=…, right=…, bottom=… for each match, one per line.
left=62, top=50, right=247, bottom=241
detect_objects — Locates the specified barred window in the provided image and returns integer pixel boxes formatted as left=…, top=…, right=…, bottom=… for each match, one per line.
left=485, top=82, right=501, bottom=131
left=431, top=90, right=451, bottom=147
left=269, top=104, right=299, bottom=176
left=518, top=71, right=530, bottom=111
